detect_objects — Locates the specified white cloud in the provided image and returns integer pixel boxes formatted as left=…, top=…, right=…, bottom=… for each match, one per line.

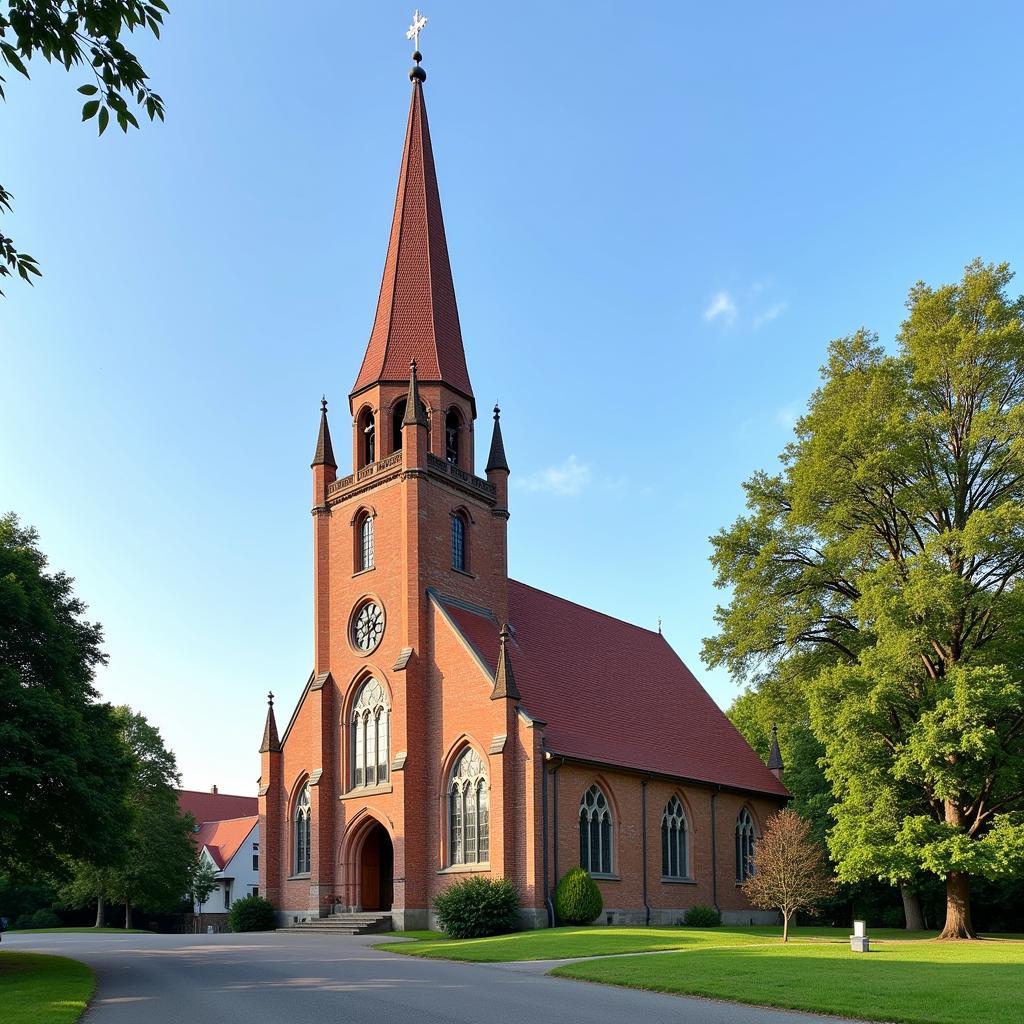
left=753, top=301, right=788, bottom=329
left=703, top=290, right=737, bottom=326
left=515, top=454, right=592, bottom=496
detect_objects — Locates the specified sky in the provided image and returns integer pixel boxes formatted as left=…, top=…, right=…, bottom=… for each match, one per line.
left=4, top=2, right=1024, bottom=796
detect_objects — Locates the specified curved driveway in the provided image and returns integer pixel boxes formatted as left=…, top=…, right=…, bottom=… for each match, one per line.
left=5, top=930, right=867, bottom=1024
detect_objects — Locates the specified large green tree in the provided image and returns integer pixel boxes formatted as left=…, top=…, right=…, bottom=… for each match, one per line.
left=705, top=260, right=1024, bottom=939
left=0, top=513, right=130, bottom=876
left=0, top=0, right=167, bottom=293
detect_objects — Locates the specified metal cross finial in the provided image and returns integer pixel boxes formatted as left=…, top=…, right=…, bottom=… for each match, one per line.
left=407, top=9, right=428, bottom=51
left=267, top=691, right=275, bottom=706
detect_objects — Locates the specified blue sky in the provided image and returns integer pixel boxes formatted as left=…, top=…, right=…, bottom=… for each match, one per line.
left=4, top=2, right=1023, bottom=794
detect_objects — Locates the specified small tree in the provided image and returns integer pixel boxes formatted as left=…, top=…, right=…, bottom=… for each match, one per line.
left=188, top=858, right=218, bottom=931
left=743, top=809, right=836, bottom=941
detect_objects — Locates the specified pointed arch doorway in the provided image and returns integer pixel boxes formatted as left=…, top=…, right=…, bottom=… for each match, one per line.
left=359, top=821, right=394, bottom=912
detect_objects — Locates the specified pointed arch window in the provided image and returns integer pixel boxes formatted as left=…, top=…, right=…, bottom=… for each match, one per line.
left=357, top=513, right=374, bottom=571
left=294, top=783, right=311, bottom=875
left=357, top=407, right=375, bottom=468
left=736, top=807, right=756, bottom=881
left=445, top=408, right=462, bottom=466
left=351, top=678, right=390, bottom=789
left=451, top=512, right=467, bottom=572
left=579, top=784, right=612, bottom=875
left=448, top=748, right=489, bottom=865
left=661, top=796, right=689, bottom=879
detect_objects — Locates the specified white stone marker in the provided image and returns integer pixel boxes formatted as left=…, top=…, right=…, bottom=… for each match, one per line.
left=850, top=919, right=869, bottom=952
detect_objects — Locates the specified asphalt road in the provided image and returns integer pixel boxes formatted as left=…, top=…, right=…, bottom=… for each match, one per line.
left=4, top=930, right=869, bottom=1024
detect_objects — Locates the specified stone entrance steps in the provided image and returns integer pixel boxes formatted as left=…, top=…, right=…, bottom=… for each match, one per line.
left=279, top=912, right=393, bottom=936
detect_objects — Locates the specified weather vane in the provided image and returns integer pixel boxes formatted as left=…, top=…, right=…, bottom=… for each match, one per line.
left=406, top=9, right=428, bottom=52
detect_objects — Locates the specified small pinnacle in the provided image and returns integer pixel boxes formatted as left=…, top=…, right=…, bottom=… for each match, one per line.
left=410, top=358, right=418, bottom=373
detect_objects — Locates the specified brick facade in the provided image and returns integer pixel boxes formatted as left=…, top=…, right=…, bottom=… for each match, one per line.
left=258, top=68, right=786, bottom=930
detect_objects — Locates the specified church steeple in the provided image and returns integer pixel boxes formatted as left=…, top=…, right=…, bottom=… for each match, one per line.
left=351, top=55, right=474, bottom=412
left=311, top=396, right=337, bottom=469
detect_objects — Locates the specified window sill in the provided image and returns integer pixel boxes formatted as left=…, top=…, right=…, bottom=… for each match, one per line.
left=287, top=873, right=311, bottom=881
left=590, top=873, right=620, bottom=882
left=661, top=876, right=697, bottom=885
left=352, top=566, right=376, bottom=578
left=340, top=783, right=393, bottom=799
left=451, top=567, right=476, bottom=578
left=437, top=863, right=491, bottom=875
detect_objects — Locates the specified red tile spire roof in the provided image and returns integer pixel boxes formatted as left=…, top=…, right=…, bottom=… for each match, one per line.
left=352, top=73, right=474, bottom=406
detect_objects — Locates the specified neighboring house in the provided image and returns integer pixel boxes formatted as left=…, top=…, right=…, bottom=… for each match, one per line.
left=258, top=53, right=789, bottom=931
left=178, top=789, right=260, bottom=915
left=194, top=816, right=260, bottom=913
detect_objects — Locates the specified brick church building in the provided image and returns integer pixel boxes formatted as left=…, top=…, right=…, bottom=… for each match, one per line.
left=258, top=49, right=788, bottom=930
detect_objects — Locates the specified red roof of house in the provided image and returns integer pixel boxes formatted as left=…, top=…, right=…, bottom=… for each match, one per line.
left=178, top=790, right=257, bottom=826
left=438, top=581, right=789, bottom=799
left=194, top=816, right=258, bottom=871
left=351, top=77, right=474, bottom=404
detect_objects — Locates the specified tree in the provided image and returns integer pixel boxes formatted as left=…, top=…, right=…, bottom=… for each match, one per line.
left=0, top=513, right=131, bottom=876
left=705, top=261, right=1024, bottom=939
left=0, top=1, right=167, bottom=294
left=743, top=809, right=837, bottom=941
left=188, top=857, right=218, bottom=929
left=59, top=706, right=195, bottom=928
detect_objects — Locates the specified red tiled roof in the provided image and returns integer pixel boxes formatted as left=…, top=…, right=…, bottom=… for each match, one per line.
left=194, top=816, right=258, bottom=871
left=178, top=790, right=257, bottom=826
left=438, top=581, right=789, bottom=799
left=351, top=78, right=473, bottom=403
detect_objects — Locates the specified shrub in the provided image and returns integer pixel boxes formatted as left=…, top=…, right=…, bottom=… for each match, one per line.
left=13, top=913, right=35, bottom=930
left=30, top=908, right=62, bottom=928
left=684, top=904, right=721, bottom=927
left=228, top=895, right=276, bottom=932
left=433, top=876, right=520, bottom=938
left=554, top=868, right=603, bottom=925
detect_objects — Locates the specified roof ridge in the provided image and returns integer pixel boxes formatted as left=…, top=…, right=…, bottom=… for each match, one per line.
left=508, top=578, right=664, bottom=637
left=177, top=789, right=257, bottom=799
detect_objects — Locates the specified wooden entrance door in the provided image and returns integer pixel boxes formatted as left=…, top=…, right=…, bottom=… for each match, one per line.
left=360, top=823, right=393, bottom=912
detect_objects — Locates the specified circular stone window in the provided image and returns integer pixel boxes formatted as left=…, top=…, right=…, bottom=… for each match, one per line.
left=351, top=600, right=385, bottom=654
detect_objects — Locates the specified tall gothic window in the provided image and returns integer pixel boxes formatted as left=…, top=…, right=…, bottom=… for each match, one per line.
left=579, top=784, right=612, bottom=875
left=358, top=513, right=374, bottom=571
left=351, top=678, right=390, bottom=789
left=448, top=748, right=489, bottom=865
left=445, top=408, right=461, bottom=465
left=451, top=513, right=466, bottom=572
left=661, top=795, right=689, bottom=879
left=736, top=807, right=756, bottom=881
left=294, top=783, right=311, bottom=874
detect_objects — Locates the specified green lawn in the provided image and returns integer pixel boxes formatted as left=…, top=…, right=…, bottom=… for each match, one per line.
left=553, top=938, right=1024, bottom=1024
left=374, top=924, right=977, bottom=963
left=0, top=951, right=95, bottom=1024
left=7, top=927, right=149, bottom=935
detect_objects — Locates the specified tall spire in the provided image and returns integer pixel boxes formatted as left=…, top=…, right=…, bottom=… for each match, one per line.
left=403, top=358, right=429, bottom=427
left=351, top=53, right=474, bottom=408
left=311, top=396, right=337, bottom=469
left=486, top=404, right=510, bottom=473
left=491, top=625, right=520, bottom=701
left=260, top=692, right=281, bottom=753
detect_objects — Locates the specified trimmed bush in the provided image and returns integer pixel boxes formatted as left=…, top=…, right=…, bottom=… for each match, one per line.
left=13, top=913, right=35, bottom=930
left=684, top=904, right=721, bottom=927
left=228, top=895, right=276, bottom=932
left=29, top=908, right=62, bottom=928
left=433, top=876, right=520, bottom=938
left=554, top=868, right=603, bottom=925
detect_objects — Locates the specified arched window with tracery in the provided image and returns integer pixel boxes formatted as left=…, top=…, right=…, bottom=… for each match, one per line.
left=294, top=782, right=311, bottom=874
left=448, top=748, right=489, bottom=865
left=661, top=795, right=689, bottom=879
left=445, top=408, right=462, bottom=466
left=451, top=512, right=467, bottom=572
left=357, top=512, right=374, bottom=571
left=351, top=678, right=390, bottom=789
left=579, top=784, right=612, bottom=875
left=736, top=807, right=756, bottom=881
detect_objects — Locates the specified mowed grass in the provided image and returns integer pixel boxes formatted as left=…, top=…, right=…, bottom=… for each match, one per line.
left=374, top=924, right=981, bottom=962
left=552, top=938, right=1024, bottom=1024
left=0, top=951, right=95, bottom=1024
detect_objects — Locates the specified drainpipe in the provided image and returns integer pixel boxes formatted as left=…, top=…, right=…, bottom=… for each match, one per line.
left=710, top=788, right=720, bottom=915
left=541, top=748, right=554, bottom=928
left=551, top=757, right=563, bottom=898
left=641, top=778, right=651, bottom=926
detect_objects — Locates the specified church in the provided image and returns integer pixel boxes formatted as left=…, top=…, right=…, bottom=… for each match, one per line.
left=258, top=43, right=788, bottom=931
